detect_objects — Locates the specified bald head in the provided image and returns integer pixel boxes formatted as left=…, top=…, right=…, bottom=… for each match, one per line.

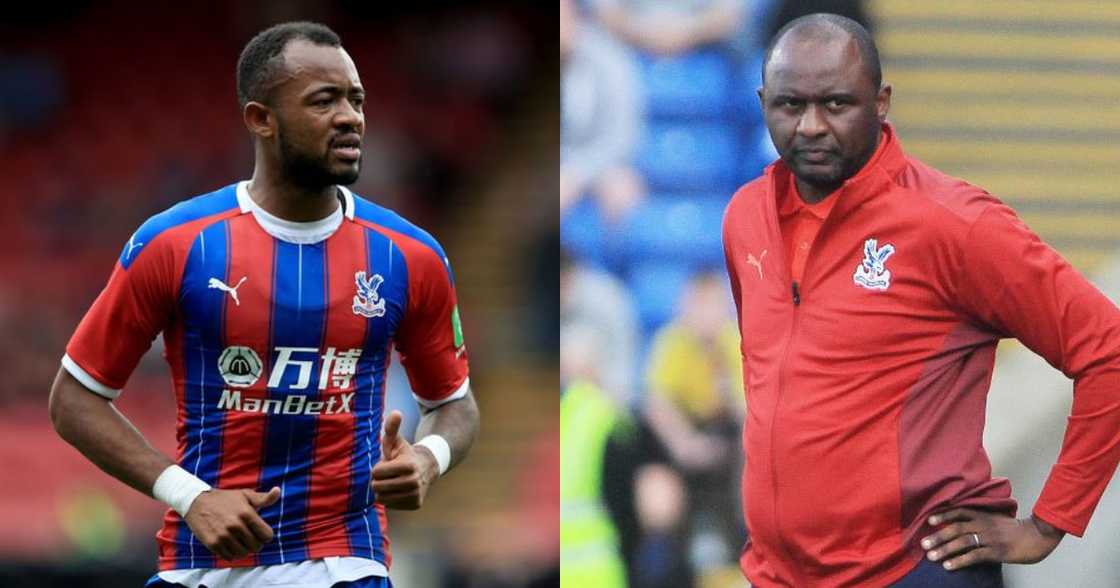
left=763, top=13, right=881, bottom=92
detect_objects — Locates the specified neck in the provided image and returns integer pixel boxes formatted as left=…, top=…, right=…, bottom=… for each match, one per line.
left=247, top=156, right=340, bottom=222
left=794, top=178, right=839, bottom=205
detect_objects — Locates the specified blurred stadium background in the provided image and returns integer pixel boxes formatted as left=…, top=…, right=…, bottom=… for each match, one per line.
left=0, top=2, right=556, bottom=587
left=561, top=0, right=1120, bottom=587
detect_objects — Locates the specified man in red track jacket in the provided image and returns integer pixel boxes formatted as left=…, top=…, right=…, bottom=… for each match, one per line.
left=722, top=14, right=1120, bottom=587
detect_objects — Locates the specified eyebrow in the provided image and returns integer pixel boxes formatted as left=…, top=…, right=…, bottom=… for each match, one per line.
left=770, top=91, right=857, bottom=102
left=305, top=84, right=365, bottom=98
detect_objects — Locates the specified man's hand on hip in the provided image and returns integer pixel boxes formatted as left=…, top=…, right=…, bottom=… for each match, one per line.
left=184, top=486, right=280, bottom=561
left=372, top=410, right=439, bottom=510
left=920, top=508, right=1064, bottom=571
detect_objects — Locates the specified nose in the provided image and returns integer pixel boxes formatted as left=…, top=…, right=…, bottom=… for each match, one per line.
left=334, top=99, right=363, bottom=130
left=796, top=104, right=828, bottom=139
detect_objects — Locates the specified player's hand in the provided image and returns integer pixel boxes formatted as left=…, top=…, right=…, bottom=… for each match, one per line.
left=920, top=508, right=1064, bottom=571
left=372, top=410, right=439, bottom=510
left=183, top=486, right=280, bottom=561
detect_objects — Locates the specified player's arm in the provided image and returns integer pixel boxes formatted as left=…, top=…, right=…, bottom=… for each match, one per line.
left=373, top=240, right=478, bottom=510
left=923, top=204, right=1120, bottom=570
left=50, top=365, right=281, bottom=561
left=49, top=366, right=174, bottom=495
left=373, top=390, right=480, bottom=510
left=414, top=388, right=480, bottom=473
left=54, top=235, right=279, bottom=562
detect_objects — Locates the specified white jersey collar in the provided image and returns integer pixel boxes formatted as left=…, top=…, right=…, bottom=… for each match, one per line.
left=236, top=181, right=356, bottom=244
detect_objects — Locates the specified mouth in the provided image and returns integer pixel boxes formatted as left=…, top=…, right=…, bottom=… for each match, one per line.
left=330, top=135, right=362, bottom=162
left=794, top=149, right=837, bottom=164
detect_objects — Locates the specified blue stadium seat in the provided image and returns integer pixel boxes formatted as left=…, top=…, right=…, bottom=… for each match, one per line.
left=735, top=50, right=767, bottom=129
left=731, top=49, right=775, bottom=184
left=682, top=191, right=736, bottom=205
left=617, top=195, right=726, bottom=266
left=626, top=261, right=692, bottom=335
left=560, top=196, right=609, bottom=269
left=741, top=124, right=778, bottom=183
left=636, top=123, right=739, bottom=192
left=639, top=50, right=733, bottom=119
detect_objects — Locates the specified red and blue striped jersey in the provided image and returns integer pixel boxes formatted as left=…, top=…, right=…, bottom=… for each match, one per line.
left=63, top=182, right=469, bottom=572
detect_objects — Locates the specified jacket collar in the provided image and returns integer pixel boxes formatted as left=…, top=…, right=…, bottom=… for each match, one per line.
left=766, top=121, right=907, bottom=219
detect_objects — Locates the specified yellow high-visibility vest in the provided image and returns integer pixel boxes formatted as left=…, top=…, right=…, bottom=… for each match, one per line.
left=560, top=380, right=628, bottom=588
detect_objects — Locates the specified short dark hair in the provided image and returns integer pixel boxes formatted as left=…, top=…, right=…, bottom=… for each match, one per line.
left=762, top=13, right=882, bottom=91
left=236, top=21, right=341, bottom=108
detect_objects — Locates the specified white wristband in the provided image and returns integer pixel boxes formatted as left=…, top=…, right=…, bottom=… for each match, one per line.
left=415, top=435, right=451, bottom=476
left=153, top=465, right=212, bottom=517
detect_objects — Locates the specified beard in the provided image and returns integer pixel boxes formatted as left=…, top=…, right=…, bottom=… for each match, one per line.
left=277, top=124, right=361, bottom=190
left=786, top=153, right=846, bottom=187
left=784, top=140, right=876, bottom=194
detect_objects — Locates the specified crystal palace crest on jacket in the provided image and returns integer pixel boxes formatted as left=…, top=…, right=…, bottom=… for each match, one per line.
left=353, top=271, right=387, bottom=317
left=853, top=238, right=895, bottom=291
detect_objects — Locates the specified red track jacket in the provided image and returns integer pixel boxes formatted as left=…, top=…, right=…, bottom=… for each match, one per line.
left=722, top=123, right=1120, bottom=587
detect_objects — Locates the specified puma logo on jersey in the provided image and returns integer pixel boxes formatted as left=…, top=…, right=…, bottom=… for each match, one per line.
left=747, top=250, right=767, bottom=279
left=124, top=235, right=144, bottom=261
left=209, top=276, right=248, bottom=306
left=853, top=239, right=895, bottom=291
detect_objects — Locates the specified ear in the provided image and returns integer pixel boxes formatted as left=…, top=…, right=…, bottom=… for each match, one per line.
left=756, top=86, right=765, bottom=111
left=876, top=83, right=892, bottom=122
left=243, top=101, right=276, bottom=139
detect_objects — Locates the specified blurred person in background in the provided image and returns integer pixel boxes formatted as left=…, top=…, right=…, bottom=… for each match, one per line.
left=560, top=323, right=631, bottom=588
left=641, top=268, right=745, bottom=578
left=48, top=21, right=479, bottom=588
left=561, top=305, right=693, bottom=588
left=590, top=0, right=746, bottom=57
left=723, top=13, right=1120, bottom=587
left=763, top=0, right=873, bottom=47
left=560, top=248, right=640, bottom=405
left=562, top=244, right=697, bottom=587
left=560, top=0, right=646, bottom=224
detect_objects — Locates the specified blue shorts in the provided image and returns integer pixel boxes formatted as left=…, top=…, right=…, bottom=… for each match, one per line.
left=890, top=557, right=1003, bottom=588
left=145, top=573, right=393, bottom=588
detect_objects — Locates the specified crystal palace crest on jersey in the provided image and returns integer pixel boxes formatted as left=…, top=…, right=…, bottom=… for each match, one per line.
left=353, top=271, right=387, bottom=318
left=853, top=238, right=896, bottom=291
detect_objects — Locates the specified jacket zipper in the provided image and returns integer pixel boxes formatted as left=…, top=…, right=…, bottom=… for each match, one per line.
left=770, top=277, right=802, bottom=582
left=768, top=183, right=837, bottom=581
